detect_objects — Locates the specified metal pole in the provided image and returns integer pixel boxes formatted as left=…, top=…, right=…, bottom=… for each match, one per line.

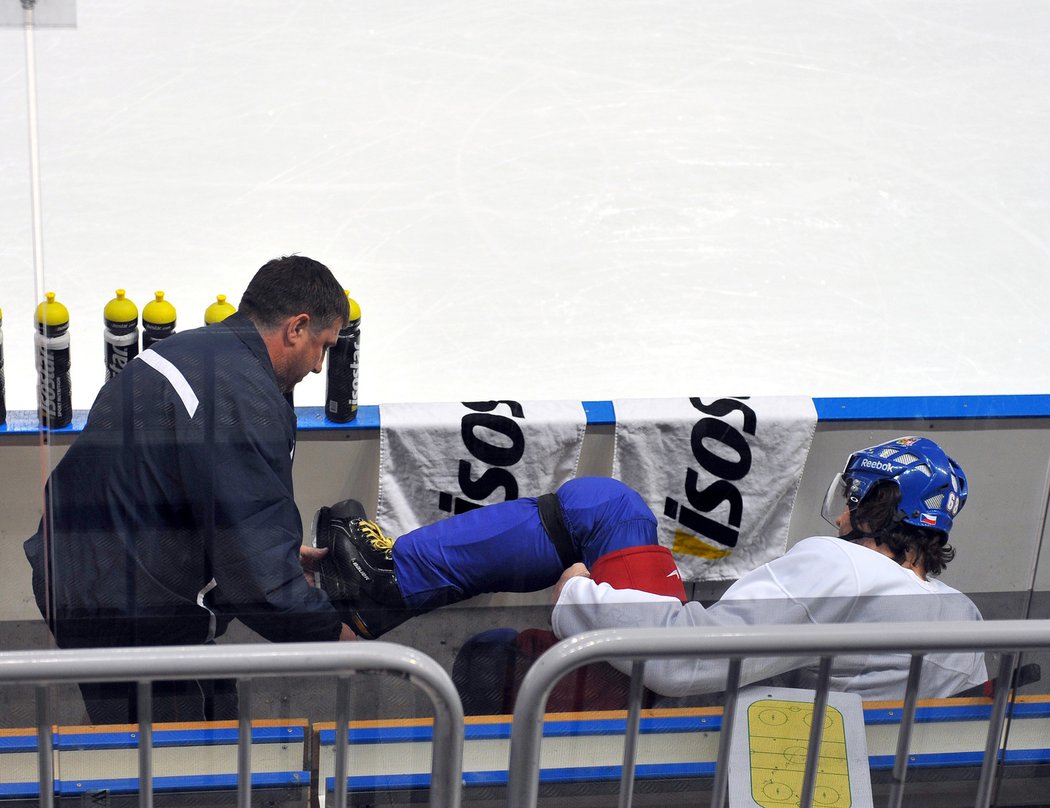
left=975, top=652, right=1017, bottom=808
left=333, top=675, right=351, bottom=808
left=617, top=661, right=646, bottom=808
left=409, top=672, right=466, bottom=808
left=888, top=655, right=924, bottom=808
left=237, top=678, right=253, bottom=808
left=797, top=657, right=832, bottom=808
left=137, top=681, right=154, bottom=808
left=23, top=0, right=46, bottom=293
left=35, top=684, right=54, bottom=808
left=709, top=659, right=741, bottom=808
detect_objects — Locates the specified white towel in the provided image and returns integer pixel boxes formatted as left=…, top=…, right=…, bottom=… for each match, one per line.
left=612, top=396, right=816, bottom=581
left=376, top=400, right=586, bottom=538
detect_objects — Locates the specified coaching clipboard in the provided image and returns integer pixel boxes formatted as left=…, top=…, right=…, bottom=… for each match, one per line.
left=728, top=686, right=873, bottom=808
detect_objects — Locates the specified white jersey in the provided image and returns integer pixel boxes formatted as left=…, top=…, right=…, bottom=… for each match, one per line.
left=552, top=536, right=987, bottom=701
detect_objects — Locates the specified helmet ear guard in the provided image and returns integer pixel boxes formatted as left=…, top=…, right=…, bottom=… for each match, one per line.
left=822, top=436, right=967, bottom=543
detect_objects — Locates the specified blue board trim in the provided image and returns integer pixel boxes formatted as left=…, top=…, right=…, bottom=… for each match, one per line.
left=319, top=725, right=434, bottom=745
left=812, top=394, right=1050, bottom=422
left=0, top=736, right=38, bottom=753
left=295, top=405, right=380, bottom=431
left=583, top=400, right=616, bottom=425
left=863, top=704, right=994, bottom=725
left=869, top=751, right=986, bottom=770
left=338, top=773, right=433, bottom=792
left=319, top=714, right=723, bottom=747
left=542, top=715, right=721, bottom=738
left=1004, top=748, right=1050, bottom=764
left=865, top=700, right=1050, bottom=726
left=6, top=394, right=1049, bottom=437
left=340, top=749, right=1037, bottom=794
left=336, top=763, right=719, bottom=793
left=57, top=726, right=303, bottom=751
left=0, top=783, right=38, bottom=799
left=57, top=771, right=307, bottom=795
left=0, top=409, right=89, bottom=434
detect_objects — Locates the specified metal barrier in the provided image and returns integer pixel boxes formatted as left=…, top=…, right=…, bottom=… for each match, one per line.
left=0, top=641, right=464, bottom=808
left=506, top=619, right=1050, bottom=808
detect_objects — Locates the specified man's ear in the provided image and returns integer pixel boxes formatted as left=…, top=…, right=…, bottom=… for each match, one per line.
left=285, top=313, right=311, bottom=344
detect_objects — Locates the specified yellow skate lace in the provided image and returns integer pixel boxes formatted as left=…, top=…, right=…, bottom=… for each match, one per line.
left=357, top=519, right=397, bottom=557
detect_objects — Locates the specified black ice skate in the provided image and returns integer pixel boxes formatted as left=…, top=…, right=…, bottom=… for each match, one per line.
left=312, top=500, right=417, bottom=639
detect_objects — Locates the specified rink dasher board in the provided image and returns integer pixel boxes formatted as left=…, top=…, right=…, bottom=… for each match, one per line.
left=314, top=697, right=1050, bottom=793
left=0, top=720, right=307, bottom=799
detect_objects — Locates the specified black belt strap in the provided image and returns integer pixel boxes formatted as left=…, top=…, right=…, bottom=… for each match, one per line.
left=537, top=493, right=578, bottom=569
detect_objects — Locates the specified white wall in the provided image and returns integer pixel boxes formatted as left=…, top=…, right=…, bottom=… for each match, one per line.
left=2, top=1, right=1049, bottom=414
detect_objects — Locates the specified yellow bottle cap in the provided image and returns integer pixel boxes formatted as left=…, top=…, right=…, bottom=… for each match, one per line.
left=142, top=291, right=177, bottom=325
left=104, top=289, right=138, bottom=324
left=345, top=290, right=361, bottom=322
left=204, top=293, right=237, bottom=324
left=35, top=292, right=69, bottom=327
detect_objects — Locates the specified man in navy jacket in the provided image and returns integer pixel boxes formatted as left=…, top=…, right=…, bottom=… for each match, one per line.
left=25, top=255, right=354, bottom=723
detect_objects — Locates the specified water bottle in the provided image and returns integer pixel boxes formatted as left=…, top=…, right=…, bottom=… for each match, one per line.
left=142, top=291, right=176, bottom=350
left=204, top=293, right=236, bottom=325
left=325, top=292, right=361, bottom=422
left=0, top=306, right=6, bottom=425
left=103, top=289, right=139, bottom=380
left=34, top=291, right=73, bottom=429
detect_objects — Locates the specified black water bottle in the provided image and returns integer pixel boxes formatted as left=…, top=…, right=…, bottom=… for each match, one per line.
left=142, top=291, right=176, bottom=350
left=325, top=292, right=360, bottom=422
left=34, top=291, right=73, bottom=429
left=103, top=289, right=139, bottom=380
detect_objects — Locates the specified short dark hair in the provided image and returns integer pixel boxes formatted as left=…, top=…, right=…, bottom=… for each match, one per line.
left=239, top=255, right=348, bottom=331
left=853, top=480, right=956, bottom=577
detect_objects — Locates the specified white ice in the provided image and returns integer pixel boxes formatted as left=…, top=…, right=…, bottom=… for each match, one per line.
left=1, top=0, right=1048, bottom=412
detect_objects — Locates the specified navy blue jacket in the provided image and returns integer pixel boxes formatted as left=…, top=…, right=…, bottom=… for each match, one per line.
left=24, top=313, right=342, bottom=647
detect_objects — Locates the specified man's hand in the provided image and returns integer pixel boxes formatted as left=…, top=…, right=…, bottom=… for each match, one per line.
left=552, top=562, right=591, bottom=604
left=300, top=544, right=328, bottom=587
left=339, top=623, right=357, bottom=641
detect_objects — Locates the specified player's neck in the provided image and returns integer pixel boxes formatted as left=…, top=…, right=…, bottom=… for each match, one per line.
left=854, top=537, right=928, bottom=581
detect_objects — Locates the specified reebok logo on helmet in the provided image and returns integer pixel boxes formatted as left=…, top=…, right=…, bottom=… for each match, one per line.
left=859, top=458, right=897, bottom=473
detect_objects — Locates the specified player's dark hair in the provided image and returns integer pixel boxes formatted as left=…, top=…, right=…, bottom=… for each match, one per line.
left=239, top=255, right=348, bottom=332
left=853, top=480, right=955, bottom=577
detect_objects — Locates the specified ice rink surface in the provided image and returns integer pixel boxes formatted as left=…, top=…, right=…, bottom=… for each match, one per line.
left=1, top=1, right=1048, bottom=411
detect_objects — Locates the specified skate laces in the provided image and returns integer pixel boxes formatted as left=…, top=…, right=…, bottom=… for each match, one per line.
left=357, top=519, right=396, bottom=557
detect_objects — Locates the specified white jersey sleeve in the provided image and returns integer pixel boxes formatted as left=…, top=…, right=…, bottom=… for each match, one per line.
left=551, top=538, right=860, bottom=696
left=551, top=537, right=987, bottom=700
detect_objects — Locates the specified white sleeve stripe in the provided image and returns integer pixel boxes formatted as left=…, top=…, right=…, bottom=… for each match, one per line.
left=138, top=349, right=200, bottom=418
left=196, top=578, right=218, bottom=643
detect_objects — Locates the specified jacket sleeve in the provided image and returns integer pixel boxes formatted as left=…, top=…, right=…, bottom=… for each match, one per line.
left=551, top=539, right=860, bottom=697
left=204, top=414, right=342, bottom=643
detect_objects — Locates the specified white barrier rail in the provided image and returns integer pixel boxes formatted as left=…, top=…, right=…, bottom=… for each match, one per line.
left=506, top=619, right=1050, bottom=808
left=0, top=641, right=464, bottom=808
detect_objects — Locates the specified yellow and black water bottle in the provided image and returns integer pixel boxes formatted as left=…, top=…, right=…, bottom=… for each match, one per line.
left=103, top=289, right=139, bottom=380
left=325, top=291, right=361, bottom=422
left=34, top=291, right=73, bottom=429
left=0, top=305, right=6, bottom=425
left=142, top=291, right=176, bottom=350
left=204, top=294, right=236, bottom=325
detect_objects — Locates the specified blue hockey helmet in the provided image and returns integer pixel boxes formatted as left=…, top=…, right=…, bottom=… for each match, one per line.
left=821, top=436, right=967, bottom=541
